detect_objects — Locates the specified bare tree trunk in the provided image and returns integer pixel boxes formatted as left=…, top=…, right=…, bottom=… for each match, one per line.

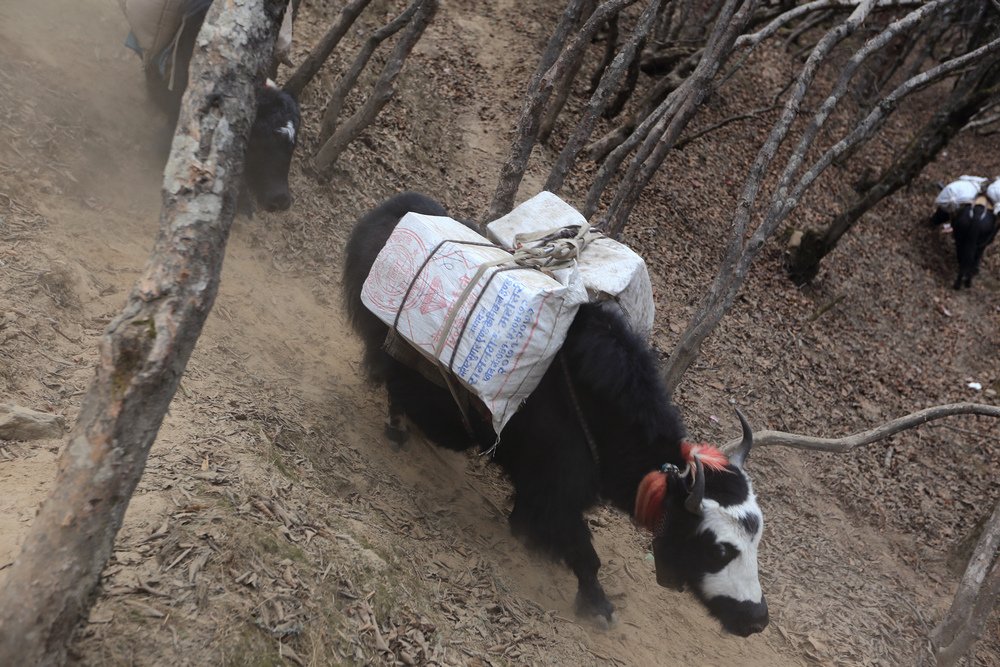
left=539, top=0, right=600, bottom=145
left=582, top=61, right=690, bottom=165
left=484, top=0, right=638, bottom=224
left=667, top=0, right=694, bottom=42
left=317, top=0, right=424, bottom=144
left=283, top=0, right=373, bottom=98
left=920, top=499, right=1000, bottom=666
left=0, top=1, right=285, bottom=664
left=603, top=33, right=645, bottom=119
left=313, top=0, right=437, bottom=176
left=545, top=0, right=665, bottom=194
left=598, top=0, right=755, bottom=236
left=588, top=8, right=620, bottom=94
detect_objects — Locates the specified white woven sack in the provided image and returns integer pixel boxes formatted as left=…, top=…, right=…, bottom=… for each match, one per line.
left=121, top=0, right=187, bottom=67
left=987, top=178, right=1000, bottom=215
left=487, top=191, right=655, bottom=338
left=361, top=213, right=587, bottom=434
left=935, top=180, right=980, bottom=213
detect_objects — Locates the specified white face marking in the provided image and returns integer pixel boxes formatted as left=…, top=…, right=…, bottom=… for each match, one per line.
left=695, top=479, right=764, bottom=604
left=277, top=120, right=296, bottom=144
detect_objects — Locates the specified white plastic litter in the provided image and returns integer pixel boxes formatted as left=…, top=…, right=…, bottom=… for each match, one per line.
left=967, top=381, right=983, bottom=391
left=361, top=212, right=587, bottom=434
left=935, top=180, right=980, bottom=213
left=487, top=191, right=656, bottom=338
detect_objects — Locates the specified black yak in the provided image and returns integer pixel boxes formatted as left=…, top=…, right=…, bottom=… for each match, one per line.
left=124, top=0, right=301, bottom=212
left=951, top=199, right=997, bottom=289
left=343, top=192, right=769, bottom=636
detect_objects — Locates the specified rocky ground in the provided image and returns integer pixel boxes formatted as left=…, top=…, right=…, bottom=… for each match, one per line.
left=0, top=0, right=997, bottom=665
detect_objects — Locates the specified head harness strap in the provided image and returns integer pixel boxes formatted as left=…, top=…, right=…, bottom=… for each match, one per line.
left=633, top=444, right=730, bottom=532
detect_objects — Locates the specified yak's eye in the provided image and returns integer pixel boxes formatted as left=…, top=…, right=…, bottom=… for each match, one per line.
left=714, top=542, right=739, bottom=567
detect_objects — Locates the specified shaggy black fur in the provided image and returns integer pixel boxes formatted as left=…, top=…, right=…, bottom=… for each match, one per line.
left=137, top=0, right=300, bottom=212
left=952, top=203, right=997, bottom=289
left=343, top=193, right=763, bottom=632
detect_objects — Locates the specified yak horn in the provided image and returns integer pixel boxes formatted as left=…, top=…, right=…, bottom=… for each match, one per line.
left=729, top=407, right=755, bottom=468
left=685, top=456, right=705, bottom=515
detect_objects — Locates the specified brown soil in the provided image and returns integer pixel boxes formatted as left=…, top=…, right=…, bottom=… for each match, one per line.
left=1, top=1, right=998, bottom=665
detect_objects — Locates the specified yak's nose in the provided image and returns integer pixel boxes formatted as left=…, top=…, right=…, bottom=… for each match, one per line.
left=714, top=595, right=769, bottom=637
left=742, top=597, right=769, bottom=636
left=264, top=191, right=291, bottom=212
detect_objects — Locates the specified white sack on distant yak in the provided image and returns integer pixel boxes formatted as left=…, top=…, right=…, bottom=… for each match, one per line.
left=936, top=179, right=982, bottom=213
left=120, top=0, right=294, bottom=70
left=986, top=177, right=1000, bottom=215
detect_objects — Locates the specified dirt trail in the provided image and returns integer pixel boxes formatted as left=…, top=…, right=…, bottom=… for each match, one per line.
left=1, top=0, right=997, bottom=665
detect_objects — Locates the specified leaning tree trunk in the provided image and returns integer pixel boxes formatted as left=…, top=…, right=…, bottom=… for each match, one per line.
left=484, top=0, right=638, bottom=224
left=920, top=498, right=1000, bottom=667
left=312, top=0, right=437, bottom=177
left=786, top=54, right=1000, bottom=284
left=283, top=0, right=372, bottom=97
left=0, top=1, right=284, bottom=664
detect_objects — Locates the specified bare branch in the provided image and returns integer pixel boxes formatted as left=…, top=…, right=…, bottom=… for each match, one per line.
left=317, top=0, right=424, bottom=144
left=539, top=0, right=601, bottom=145
left=313, top=0, right=437, bottom=176
left=545, top=0, right=665, bottom=194
left=284, top=0, right=373, bottom=97
left=484, top=0, right=638, bottom=223
left=722, top=403, right=1000, bottom=453
left=968, top=108, right=1000, bottom=130
left=598, top=0, right=758, bottom=237
left=735, top=0, right=925, bottom=50
left=0, top=1, right=285, bottom=663
left=672, top=102, right=779, bottom=149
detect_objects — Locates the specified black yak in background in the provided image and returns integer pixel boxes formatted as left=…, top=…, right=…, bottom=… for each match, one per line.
left=951, top=199, right=997, bottom=289
left=124, top=0, right=301, bottom=212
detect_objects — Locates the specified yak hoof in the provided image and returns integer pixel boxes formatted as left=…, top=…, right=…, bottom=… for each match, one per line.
left=575, top=588, right=615, bottom=625
left=384, top=423, right=409, bottom=449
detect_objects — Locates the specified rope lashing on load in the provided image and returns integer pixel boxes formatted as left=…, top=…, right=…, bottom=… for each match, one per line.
left=429, top=224, right=600, bottom=360
left=511, top=222, right=601, bottom=272
left=385, top=224, right=600, bottom=445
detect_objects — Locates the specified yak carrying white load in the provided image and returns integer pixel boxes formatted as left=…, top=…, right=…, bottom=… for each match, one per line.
left=487, top=192, right=656, bottom=338
left=360, top=194, right=654, bottom=435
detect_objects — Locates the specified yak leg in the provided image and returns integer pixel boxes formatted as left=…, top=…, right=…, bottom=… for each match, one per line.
left=566, top=520, right=615, bottom=622
left=509, top=498, right=614, bottom=622
left=384, top=391, right=409, bottom=448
